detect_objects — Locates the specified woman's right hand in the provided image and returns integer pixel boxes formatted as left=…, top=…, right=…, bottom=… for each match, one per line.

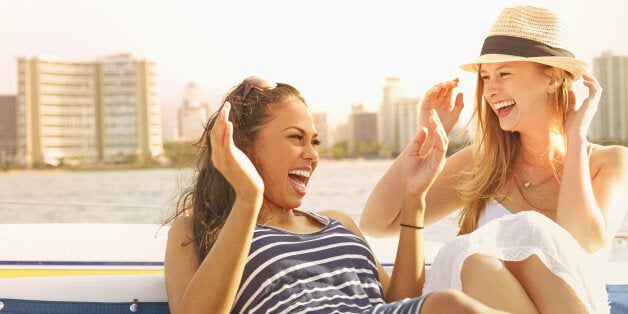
left=419, top=79, right=464, bottom=134
left=210, top=102, right=264, bottom=198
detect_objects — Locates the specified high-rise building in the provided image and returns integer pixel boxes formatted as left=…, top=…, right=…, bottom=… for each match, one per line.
left=378, top=77, right=405, bottom=152
left=177, top=82, right=210, bottom=142
left=0, top=95, right=18, bottom=164
left=395, top=97, right=420, bottom=154
left=311, top=111, right=330, bottom=149
left=590, top=51, right=628, bottom=145
left=16, top=53, right=163, bottom=167
left=348, top=104, right=378, bottom=155
left=100, top=54, right=163, bottom=161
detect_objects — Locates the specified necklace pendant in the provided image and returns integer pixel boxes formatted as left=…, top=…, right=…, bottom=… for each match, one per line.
left=523, top=180, right=531, bottom=188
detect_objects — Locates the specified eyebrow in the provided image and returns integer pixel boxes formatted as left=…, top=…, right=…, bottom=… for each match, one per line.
left=283, top=126, right=318, bottom=137
left=479, top=64, right=513, bottom=73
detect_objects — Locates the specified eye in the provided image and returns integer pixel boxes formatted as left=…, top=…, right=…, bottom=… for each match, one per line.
left=480, top=75, right=490, bottom=81
left=312, top=139, right=321, bottom=146
left=499, top=72, right=511, bottom=78
left=289, top=134, right=303, bottom=141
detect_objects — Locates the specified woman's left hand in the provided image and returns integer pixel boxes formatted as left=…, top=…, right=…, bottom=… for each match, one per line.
left=401, top=109, right=449, bottom=200
left=565, top=74, right=602, bottom=141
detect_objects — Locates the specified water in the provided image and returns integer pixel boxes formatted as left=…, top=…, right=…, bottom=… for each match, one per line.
left=0, top=159, right=626, bottom=261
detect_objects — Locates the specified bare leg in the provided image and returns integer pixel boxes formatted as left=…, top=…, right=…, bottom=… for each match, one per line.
left=461, top=254, right=538, bottom=313
left=420, top=289, right=510, bottom=314
left=504, top=255, right=588, bottom=313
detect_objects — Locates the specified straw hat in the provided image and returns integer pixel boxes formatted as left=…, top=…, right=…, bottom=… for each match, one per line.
left=460, top=5, right=588, bottom=79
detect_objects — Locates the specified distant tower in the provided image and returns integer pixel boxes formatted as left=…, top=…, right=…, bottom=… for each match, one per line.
left=348, top=103, right=378, bottom=155
left=311, top=112, right=330, bottom=149
left=378, top=77, right=405, bottom=154
left=177, top=82, right=210, bottom=142
left=16, top=53, right=163, bottom=167
left=395, top=97, right=420, bottom=155
left=0, top=95, right=18, bottom=165
left=590, top=51, right=628, bottom=145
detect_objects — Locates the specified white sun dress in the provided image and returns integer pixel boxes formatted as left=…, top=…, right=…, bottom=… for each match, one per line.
left=422, top=200, right=610, bottom=313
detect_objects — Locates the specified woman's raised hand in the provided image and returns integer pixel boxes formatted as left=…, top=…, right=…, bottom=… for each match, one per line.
left=419, top=79, right=464, bottom=134
left=402, top=109, right=449, bottom=200
left=565, top=74, right=602, bottom=142
left=210, top=102, right=264, bottom=198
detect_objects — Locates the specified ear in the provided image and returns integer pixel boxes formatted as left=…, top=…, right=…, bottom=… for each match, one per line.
left=545, top=67, right=565, bottom=94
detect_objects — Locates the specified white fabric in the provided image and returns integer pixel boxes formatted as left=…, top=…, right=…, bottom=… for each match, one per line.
left=479, top=200, right=612, bottom=260
left=477, top=199, right=512, bottom=228
left=423, top=210, right=610, bottom=313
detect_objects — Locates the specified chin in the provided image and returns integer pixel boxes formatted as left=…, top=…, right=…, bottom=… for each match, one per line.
left=498, top=123, right=515, bottom=132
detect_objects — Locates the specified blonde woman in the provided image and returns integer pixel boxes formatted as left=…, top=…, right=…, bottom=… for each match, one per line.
left=360, top=5, right=627, bottom=314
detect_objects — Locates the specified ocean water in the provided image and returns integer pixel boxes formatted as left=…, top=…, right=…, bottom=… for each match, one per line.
left=0, top=159, right=626, bottom=261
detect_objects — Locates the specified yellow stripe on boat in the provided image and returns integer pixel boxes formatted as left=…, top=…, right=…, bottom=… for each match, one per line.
left=0, top=268, right=164, bottom=278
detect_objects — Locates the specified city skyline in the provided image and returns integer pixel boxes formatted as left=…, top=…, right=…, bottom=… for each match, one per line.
left=2, top=0, right=628, bottom=129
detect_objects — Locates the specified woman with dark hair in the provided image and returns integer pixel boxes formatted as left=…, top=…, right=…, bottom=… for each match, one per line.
left=163, top=77, right=505, bottom=313
left=361, top=5, right=627, bottom=314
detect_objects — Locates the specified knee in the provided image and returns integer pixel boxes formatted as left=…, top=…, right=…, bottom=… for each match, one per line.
left=421, top=289, right=491, bottom=314
left=461, top=254, right=504, bottom=280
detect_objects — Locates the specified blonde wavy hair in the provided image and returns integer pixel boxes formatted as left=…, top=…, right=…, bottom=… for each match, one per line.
left=456, top=63, right=574, bottom=235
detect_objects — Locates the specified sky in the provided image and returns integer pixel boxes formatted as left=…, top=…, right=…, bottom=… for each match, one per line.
left=2, top=0, right=628, bottom=133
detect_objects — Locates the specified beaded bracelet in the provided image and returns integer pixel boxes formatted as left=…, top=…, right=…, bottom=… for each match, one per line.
left=399, top=223, right=424, bottom=229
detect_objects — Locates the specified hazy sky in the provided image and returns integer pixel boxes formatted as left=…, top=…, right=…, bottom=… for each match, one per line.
left=2, top=0, right=627, bottom=128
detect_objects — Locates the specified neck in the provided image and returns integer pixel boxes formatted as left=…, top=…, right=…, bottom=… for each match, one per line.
left=517, top=127, right=565, bottom=168
left=257, top=199, right=296, bottom=227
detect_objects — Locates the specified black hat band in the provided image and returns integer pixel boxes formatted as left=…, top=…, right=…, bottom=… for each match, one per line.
left=480, top=35, right=575, bottom=58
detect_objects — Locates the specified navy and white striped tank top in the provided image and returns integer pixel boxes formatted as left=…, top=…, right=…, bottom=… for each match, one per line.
left=231, top=211, right=427, bottom=314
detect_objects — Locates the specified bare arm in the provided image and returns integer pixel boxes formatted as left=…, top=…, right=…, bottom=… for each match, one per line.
left=557, top=142, right=628, bottom=252
left=385, top=111, right=448, bottom=301
left=165, top=196, right=261, bottom=313
left=360, top=80, right=466, bottom=237
left=164, top=102, right=264, bottom=313
left=557, top=74, right=628, bottom=252
left=336, top=112, right=448, bottom=302
left=360, top=145, right=471, bottom=237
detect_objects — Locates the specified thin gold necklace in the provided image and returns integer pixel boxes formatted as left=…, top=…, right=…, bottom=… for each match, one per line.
left=515, top=171, right=558, bottom=189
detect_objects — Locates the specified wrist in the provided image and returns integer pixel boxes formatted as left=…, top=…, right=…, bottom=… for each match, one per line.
left=401, top=194, right=426, bottom=226
left=235, top=193, right=263, bottom=208
left=566, top=136, right=588, bottom=152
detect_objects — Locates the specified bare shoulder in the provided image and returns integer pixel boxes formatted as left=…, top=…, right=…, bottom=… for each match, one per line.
left=591, top=143, right=628, bottom=160
left=164, top=216, right=198, bottom=277
left=168, top=216, right=193, bottom=241
left=166, top=216, right=196, bottom=261
left=591, top=144, right=628, bottom=171
left=590, top=144, right=628, bottom=183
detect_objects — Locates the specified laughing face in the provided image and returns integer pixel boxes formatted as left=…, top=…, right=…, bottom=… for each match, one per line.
left=480, top=61, right=558, bottom=132
left=250, top=98, right=319, bottom=211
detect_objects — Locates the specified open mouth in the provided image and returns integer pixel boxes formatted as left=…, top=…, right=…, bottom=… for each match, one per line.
left=288, top=169, right=311, bottom=194
left=494, top=100, right=516, bottom=118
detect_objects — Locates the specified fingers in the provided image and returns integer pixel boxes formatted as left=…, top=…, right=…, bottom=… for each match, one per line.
left=453, top=92, right=465, bottom=115
left=580, top=74, right=602, bottom=112
left=429, top=109, right=448, bottom=155
left=435, top=78, right=460, bottom=99
left=409, top=127, right=428, bottom=157
left=210, top=102, right=232, bottom=164
left=223, top=102, right=234, bottom=149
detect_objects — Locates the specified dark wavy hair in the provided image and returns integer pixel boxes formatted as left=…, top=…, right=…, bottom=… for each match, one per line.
left=166, top=80, right=306, bottom=263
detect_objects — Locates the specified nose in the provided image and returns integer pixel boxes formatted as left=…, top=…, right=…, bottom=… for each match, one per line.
left=303, top=143, right=319, bottom=161
left=483, top=78, right=499, bottom=99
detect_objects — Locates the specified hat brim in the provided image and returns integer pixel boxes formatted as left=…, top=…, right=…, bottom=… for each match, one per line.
left=460, top=54, right=589, bottom=79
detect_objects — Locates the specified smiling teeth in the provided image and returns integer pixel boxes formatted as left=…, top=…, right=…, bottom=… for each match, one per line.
left=288, top=170, right=311, bottom=178
left=494, top=100, right=515, bottom=109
